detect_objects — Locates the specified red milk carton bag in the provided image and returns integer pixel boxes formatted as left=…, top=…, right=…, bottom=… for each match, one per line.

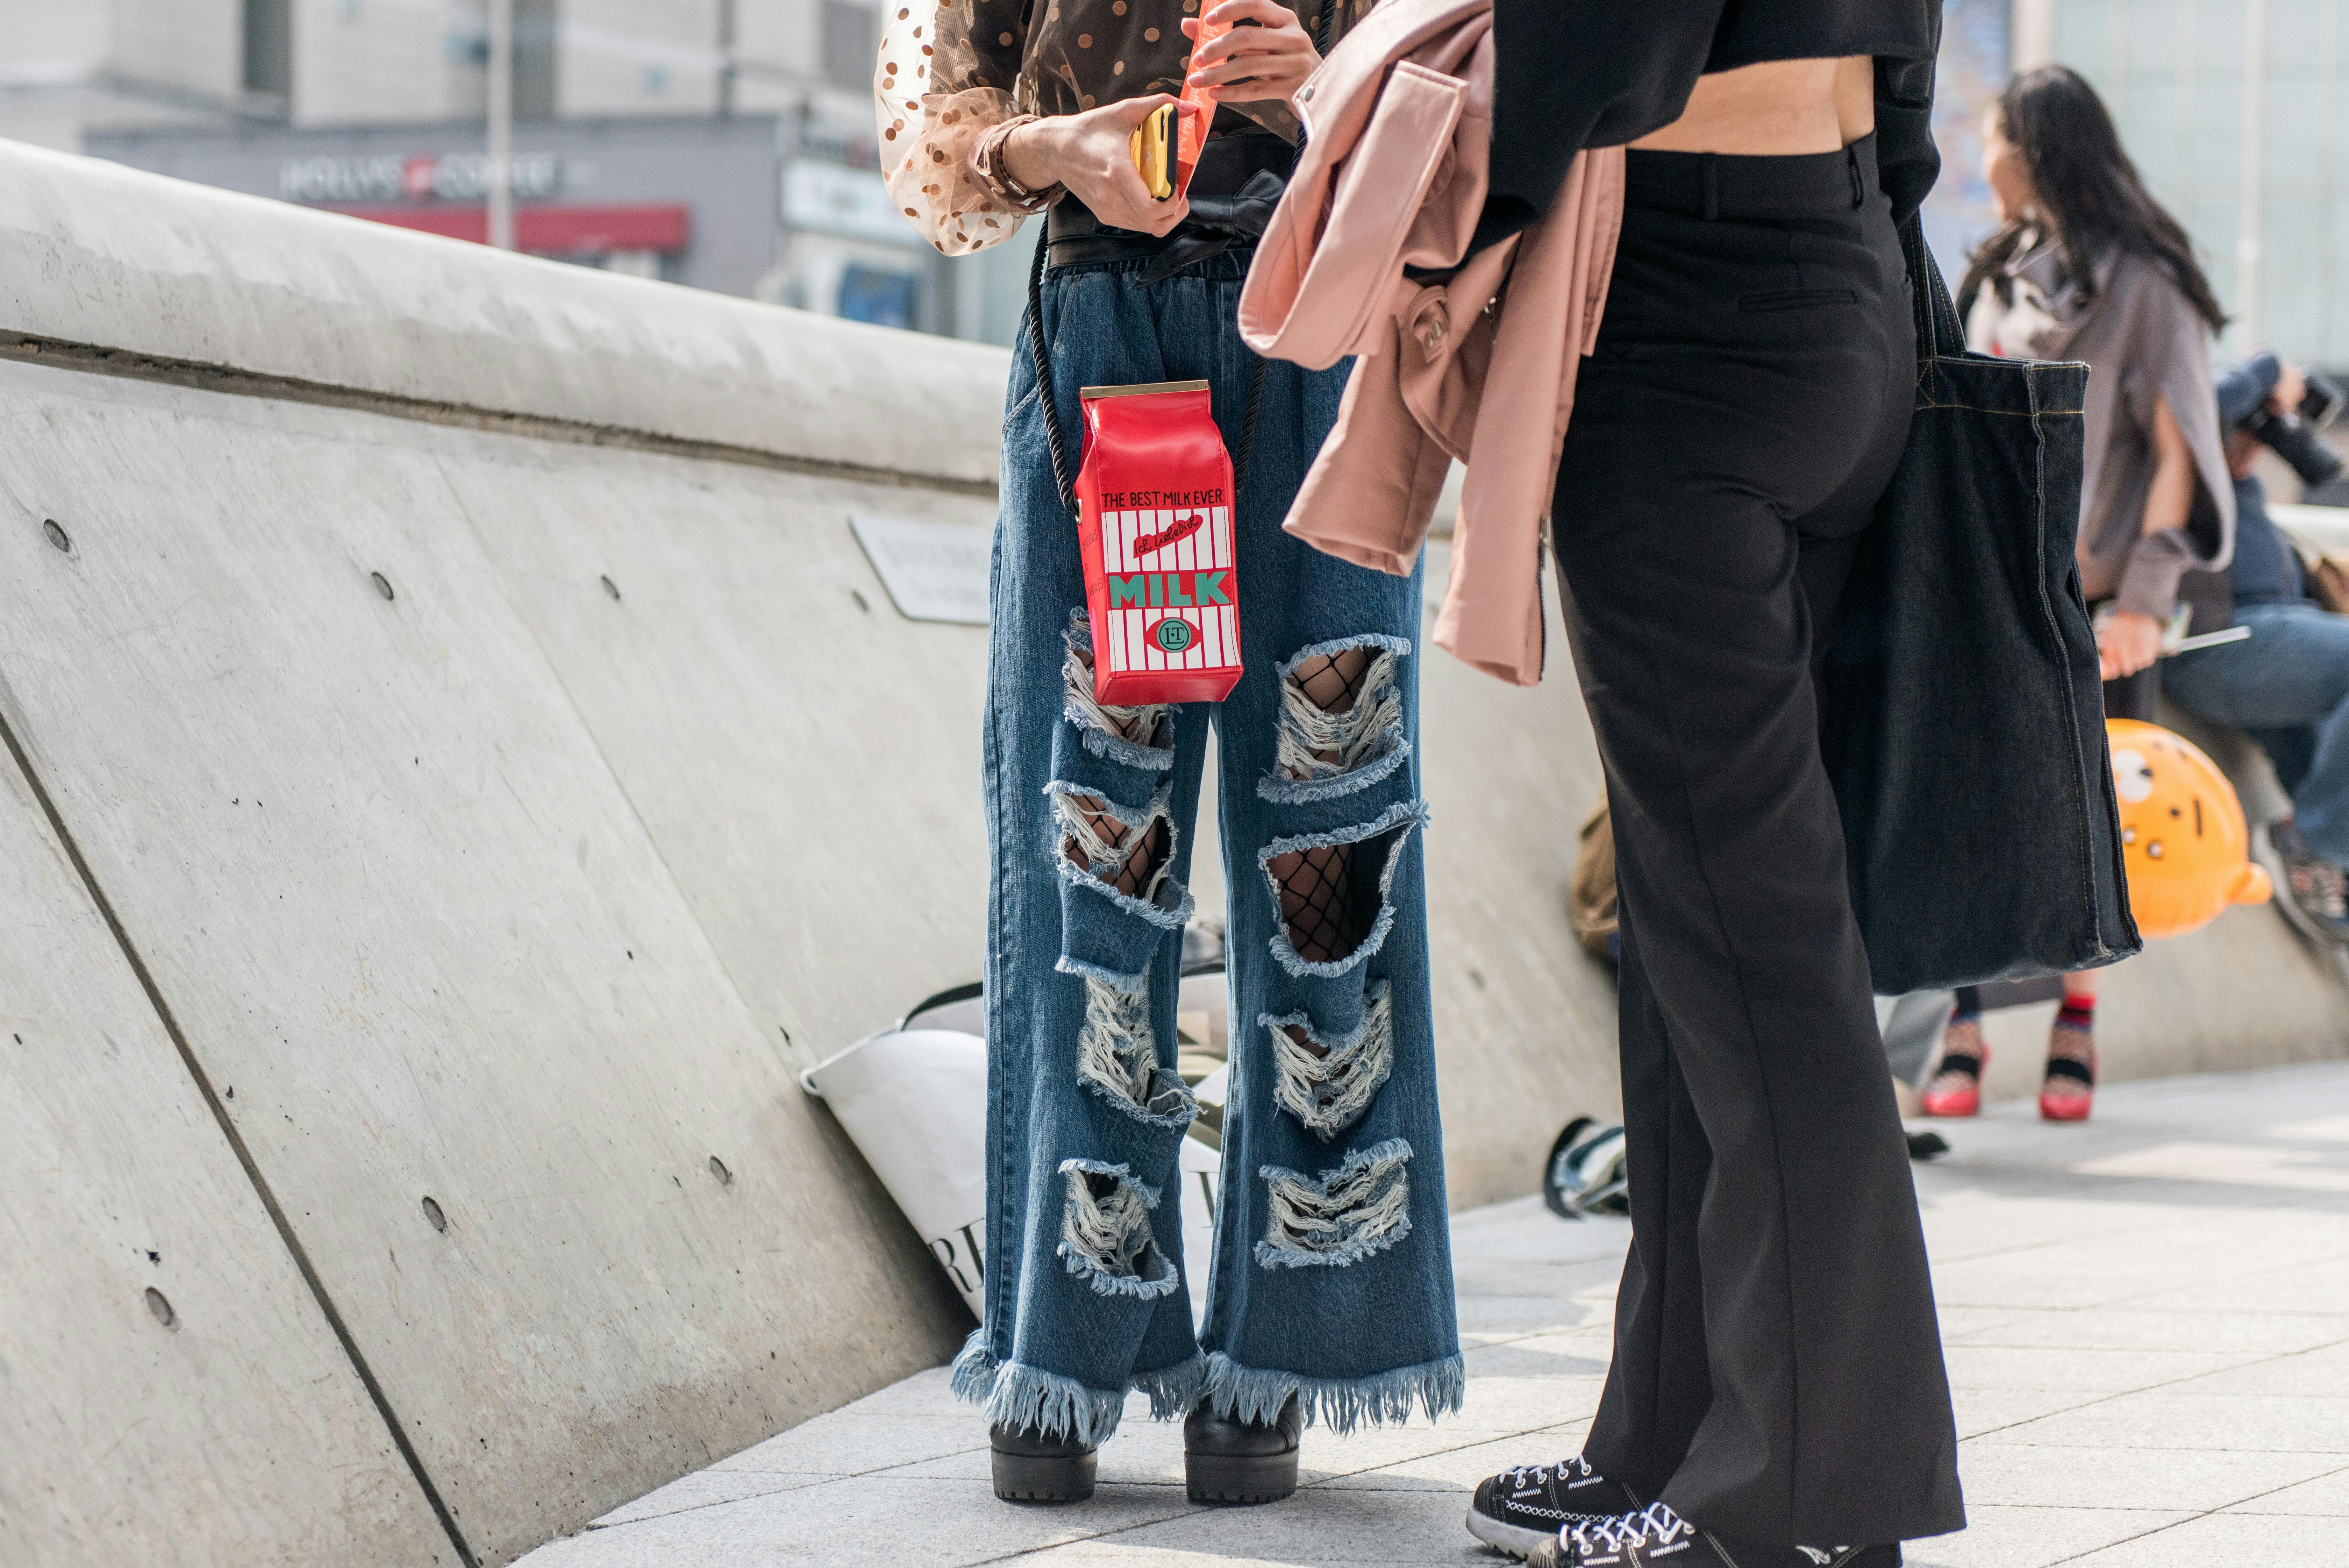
left=1073, top=379, right=1244, bottom=705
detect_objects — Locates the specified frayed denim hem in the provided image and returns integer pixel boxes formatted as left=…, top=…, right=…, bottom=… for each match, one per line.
left=953, top=1345, right=1130, bottom=1446
left=1132, top=1352, right=1208, bottom=1420
left=950, top=1327, right=997, bottom=1404
left=952, top=1341, right=1207, bottom=1440
left=1200, top=1348, right=1465, bottom=1435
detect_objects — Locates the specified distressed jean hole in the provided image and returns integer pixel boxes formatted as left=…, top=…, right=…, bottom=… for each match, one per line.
left=1258, top=1138, right=1413, bottom=1269
left=1059, top=794, right=1171, bottom=901
left=1269, top=822, right=1401, bottom=966
left=1276, top=644, right=1403, bottom=784
left=1066, top=632, right=1170, bottom=751
left=1079, top=976, right=1194, bottom=1124
left=1293, top=647, right=1371, bottom=713
left=1270, top=982, right=1393, bottom=1138
left=1059, top=1162, right=1174, bottom=1296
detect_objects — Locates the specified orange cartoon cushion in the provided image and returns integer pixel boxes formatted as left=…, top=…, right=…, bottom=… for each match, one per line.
left=2106, top=718, right=2272, bottom=940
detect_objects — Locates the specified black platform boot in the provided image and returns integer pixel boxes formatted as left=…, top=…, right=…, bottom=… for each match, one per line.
left=989, top=1421, right=1097, bottom=1504
left=1184, top=1393, right=1302, bottom=1505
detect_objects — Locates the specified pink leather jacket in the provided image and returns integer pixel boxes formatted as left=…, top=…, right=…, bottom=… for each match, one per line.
left=1237, top=0, right=1624, bottom=686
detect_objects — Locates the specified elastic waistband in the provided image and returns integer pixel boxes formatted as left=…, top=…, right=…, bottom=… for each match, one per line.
left=1624, top=132, right=1881, bottom=219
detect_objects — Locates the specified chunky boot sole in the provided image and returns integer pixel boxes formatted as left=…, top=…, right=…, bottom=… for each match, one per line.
left=1186, top=1445, right=1299, bottom=1505
left=991, top=1445, right=1096, bottom=1504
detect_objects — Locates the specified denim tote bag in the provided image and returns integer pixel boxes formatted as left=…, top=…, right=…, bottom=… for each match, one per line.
left=1820, top=217, right=2141, bottom=993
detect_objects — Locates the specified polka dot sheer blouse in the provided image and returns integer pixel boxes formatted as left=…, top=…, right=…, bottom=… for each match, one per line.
left=875, top=0, right=1367, bottom=256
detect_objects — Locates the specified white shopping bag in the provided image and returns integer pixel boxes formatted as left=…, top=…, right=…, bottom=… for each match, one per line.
left=1175, top=1065, right=1228, bottom=1327
left=804, top=975, right=1228, bottom=1328
left=801, top=1027, right=991, bottom=1317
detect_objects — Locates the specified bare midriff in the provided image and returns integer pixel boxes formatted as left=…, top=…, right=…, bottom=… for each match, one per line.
left=1629, top=56, right=1876, bottom=155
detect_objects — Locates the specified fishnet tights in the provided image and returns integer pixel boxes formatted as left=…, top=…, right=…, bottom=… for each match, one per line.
left=1064, top=646, right=1171, bottom=898
left=1270, top=647, right=1375, bottom=985
left=1063, top=808, right=1169, bottom=899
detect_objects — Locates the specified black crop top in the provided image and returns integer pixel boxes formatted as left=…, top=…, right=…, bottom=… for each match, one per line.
left=1481, top=1, right=1944, bottom=251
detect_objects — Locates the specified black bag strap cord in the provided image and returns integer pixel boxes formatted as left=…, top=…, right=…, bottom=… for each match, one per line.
left=1026, top=214, right=1270, bottom=522
left=1900, top=212, right=1968, bottom=362
left=1021, top=0, right=1336, bottom=520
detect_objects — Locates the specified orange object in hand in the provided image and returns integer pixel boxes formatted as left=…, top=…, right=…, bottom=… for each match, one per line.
left=1171, top=14, right=1228, bottom=196
left=2105, top=719, right=2272, bottom=939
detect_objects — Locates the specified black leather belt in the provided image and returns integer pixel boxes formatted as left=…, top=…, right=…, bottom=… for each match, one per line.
left=1047, top=132, right=1297, bottom=281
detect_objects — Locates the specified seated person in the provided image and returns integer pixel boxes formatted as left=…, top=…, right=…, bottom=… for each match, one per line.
left=2163, top=354, right=2349, bottom=944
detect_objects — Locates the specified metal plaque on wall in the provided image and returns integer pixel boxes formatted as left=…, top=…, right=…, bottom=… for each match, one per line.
left=850, top=514, right=992, bottom=625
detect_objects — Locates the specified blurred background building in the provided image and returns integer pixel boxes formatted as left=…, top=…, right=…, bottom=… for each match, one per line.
left=0, top=0, right=1030, bottom=338
left=0, top=0, right=2340, bottom=369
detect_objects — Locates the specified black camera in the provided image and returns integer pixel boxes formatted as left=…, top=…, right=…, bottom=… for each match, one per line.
left=2241, top=368, right=2346, bottom=489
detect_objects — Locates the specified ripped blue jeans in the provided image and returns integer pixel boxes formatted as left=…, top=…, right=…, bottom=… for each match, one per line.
left=955, top=250, right=1459, bottom=1445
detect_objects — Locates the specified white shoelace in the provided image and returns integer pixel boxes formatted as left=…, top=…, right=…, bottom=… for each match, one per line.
left=1511, top=1454, right=1595, bottom=1490
left=1569, top=1501, right=1695, bottom=1555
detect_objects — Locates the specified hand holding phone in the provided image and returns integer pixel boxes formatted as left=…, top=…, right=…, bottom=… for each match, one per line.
left=1128, top=104, right=1175, bottom=200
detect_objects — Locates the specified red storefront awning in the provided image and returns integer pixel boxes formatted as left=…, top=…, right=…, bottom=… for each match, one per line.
left=324, top=202, right=692, bottom=254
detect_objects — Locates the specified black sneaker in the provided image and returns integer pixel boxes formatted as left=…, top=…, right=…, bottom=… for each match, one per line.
left=1527, top=1502, right=1901, bottom=1568
left=2269, top=820, right=2349, bottom=945
left=1904, top=1130, right=1950, bottom=1162
left=1466, top=1454, right=1645, bottom=1556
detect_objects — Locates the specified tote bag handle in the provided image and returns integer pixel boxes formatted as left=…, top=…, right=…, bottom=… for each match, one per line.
left=1900, top=214, right=1969, bottom=363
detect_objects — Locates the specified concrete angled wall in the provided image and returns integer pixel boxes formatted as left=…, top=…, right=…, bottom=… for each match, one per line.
left=0, top=740, right=455, bottom=1568
left=0, top=138, right=1004, bottom=489
left=0, top=142, right=989, bottom=1568
left=0, top=355, right=972, bottom=1568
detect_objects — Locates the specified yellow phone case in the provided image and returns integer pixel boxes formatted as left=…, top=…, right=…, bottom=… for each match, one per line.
left=1128, top=104, right=1174, bottom=200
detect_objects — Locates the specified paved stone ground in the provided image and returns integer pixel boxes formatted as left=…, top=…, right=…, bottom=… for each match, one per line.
left=516, top=1061, right=2349, bottom=1567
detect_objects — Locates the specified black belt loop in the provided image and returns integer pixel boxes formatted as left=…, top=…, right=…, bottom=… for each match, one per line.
left=1849, top=145, right=1865, bottom=207
left=1700, top=154, right=1719, bottom=221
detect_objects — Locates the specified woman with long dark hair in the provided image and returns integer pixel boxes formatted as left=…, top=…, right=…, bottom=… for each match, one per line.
left=1457, top=6, right=1964, bottom=1566
left=1925, top=65, right=2235, bottom=1124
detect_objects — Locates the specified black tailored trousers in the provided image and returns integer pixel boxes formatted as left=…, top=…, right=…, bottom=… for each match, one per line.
left=1552, top=139, right=1965, bottom=1547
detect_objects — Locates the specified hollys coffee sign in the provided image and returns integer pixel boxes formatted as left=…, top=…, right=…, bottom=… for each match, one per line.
left=278, top=150, right=564, bottom=205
